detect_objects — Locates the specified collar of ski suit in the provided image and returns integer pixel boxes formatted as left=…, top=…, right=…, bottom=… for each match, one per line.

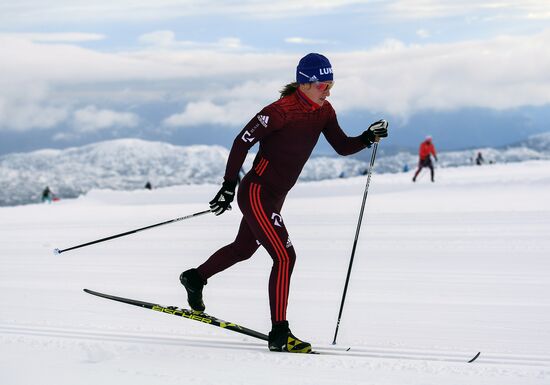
left=295, top=88, right=321, bottom=111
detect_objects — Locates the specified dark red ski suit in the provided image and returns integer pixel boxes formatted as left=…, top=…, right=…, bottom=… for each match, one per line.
left=197, top=89, right=368, bottom=323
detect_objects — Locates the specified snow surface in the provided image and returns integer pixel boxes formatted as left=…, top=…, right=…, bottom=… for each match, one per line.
left=1, top=159, right=550, bottom=385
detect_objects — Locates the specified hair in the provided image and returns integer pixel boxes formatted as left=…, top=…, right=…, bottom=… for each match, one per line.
left=279, top=82, right=300, bottom=98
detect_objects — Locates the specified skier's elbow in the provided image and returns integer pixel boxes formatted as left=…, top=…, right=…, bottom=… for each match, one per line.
left=332, top=144, right=354, bottom=156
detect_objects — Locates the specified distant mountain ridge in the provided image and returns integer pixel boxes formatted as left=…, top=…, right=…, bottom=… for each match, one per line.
left=1, top=132, right=549, bottom=207
left=0, top=139, right=368, bottom=206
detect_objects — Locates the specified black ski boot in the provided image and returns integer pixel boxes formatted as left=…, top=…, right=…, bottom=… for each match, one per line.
left=268, top=321, right=312, bottom=353
left=179, top=268, right=207, bottom=313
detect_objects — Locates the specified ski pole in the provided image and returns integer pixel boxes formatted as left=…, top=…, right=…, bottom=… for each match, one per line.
left=53, top=208, right=212, bottom=255
left=332, top=139, right=380, bottom=345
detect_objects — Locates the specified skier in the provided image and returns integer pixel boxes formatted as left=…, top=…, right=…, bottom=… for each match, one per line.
left=412, top=135, right=437, bottom=182
left=179, top=53, right=388, bottom=353
left=41, top=186, right=53, bottom=203
left=475, top=151, right=484, bottom=166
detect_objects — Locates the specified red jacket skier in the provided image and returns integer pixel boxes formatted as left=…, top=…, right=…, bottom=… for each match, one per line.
left=419, top=138, right=436, bottom=161
left=180, top=53, right=389, bottom=353
left=413, top=136, right=438, bottom=182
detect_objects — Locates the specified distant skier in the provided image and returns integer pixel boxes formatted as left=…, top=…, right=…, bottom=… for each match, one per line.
left=41, top=186, right=53, bottom=203
left=412, top=136, right=438, bottom=182
left=475, top=151, right=484, bottom=166
left=144, top=181, right=152, bottom=190
left=179, top=53, right=389, bottom=353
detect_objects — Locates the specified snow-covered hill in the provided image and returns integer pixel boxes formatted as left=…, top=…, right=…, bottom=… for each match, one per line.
left=1, top=132, right=550, bottom=206
left=0, top=139, right=370, bottom=206
left=0, top=140, right=229, bottom=207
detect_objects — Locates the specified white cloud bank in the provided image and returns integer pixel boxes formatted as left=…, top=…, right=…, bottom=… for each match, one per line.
left=0, top=82, right=69, bottom=131
left=163, top=29, right=550, bottom=126
left=138, top=31, right=246, bottom=51
left=72, top=105, right=139, bottom=133
left=387, top=0, right=550, bottom=20
left=284, top=37, right=336, bottom=45
left=331, top=30, right=550, bottom=116
left=0, top=0, right=370, bottom=26
left=1, top=0, right=549, bottom=28
left=0, top=33, right=106, bottom=43
left=1, top=29, right=550, bottom=131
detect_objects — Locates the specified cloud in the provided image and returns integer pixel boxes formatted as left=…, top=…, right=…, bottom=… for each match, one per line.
left=416, top=29, right=431, bottom=38
left=0, top=0, right=368, bottom=26
left=2, top=28, right=550, bottom=131
left=330, top=30, right=550, bottom=116
left=163, top=99, right=262, bottom=127
left=1, top=0, right=548, bottom=28
left=387, top=0, right=550, bottom=20
left=138, top=31, right=246, bottom=50
left=162, top=79, right=286, bottom=127
left=0, top=81, right=69, bottom=131
left=72, top=105, right=139, bottom=133
left=0, top=32, right=106, bottom=43
left=0, top=35, right=197, bottom=85
left=285, top=37, right=335, bottom=45
left=0, top=101, right=68, bottom=132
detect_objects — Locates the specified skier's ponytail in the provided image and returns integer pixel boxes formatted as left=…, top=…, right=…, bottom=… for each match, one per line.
left=279, top=82, right=299, bottom=98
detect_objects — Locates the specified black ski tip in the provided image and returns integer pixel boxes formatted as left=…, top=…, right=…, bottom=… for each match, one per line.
left=468, top=352, right=481, bottom=363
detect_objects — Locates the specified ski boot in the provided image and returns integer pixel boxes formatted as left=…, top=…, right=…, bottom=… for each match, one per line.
left=179, top=268, right=207, bottom=313
left=268, top=321, right=312, bottom=353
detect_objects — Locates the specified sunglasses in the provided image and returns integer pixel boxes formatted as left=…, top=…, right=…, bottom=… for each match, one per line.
left=314, top=81, right=334, bottom=92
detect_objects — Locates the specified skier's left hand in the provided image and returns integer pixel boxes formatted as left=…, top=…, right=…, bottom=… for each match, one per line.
left=361, top=119, right=389, bottom=144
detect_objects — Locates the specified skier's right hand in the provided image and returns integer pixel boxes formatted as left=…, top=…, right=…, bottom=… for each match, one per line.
left=209, top=180, right=238, bottom=215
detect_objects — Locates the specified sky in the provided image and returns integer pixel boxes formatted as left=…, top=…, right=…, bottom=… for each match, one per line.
left=1, top=0, right=550, bottom=155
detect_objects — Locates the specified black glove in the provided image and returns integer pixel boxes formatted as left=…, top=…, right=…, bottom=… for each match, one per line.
left=209, top=179, right=238, bottom=216
left=360, top=119, right=389, bottom=144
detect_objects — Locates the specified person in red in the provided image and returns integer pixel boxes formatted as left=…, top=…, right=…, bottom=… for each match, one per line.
left=412, top=135, right=438, bottom=182
left=179, top=53, right=389, bottom=353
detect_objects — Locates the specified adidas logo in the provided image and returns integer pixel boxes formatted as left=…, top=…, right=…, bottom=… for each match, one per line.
left=298, top=71, right=318, bottom=83
left=286, top=237, right=292, bottom=248
left=257, top=115, right=269, bottom=127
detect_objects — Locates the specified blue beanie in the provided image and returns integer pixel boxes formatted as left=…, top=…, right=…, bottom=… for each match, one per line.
left=296, top=53, right=333, bottom=83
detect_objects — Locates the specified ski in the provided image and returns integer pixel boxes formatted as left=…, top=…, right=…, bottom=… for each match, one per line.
left=83, top=288, right=269, bottom=341
left=83, top=289, right=478, bottom=361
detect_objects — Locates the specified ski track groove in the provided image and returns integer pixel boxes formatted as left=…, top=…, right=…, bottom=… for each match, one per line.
left=1, top=324, right=549, bottom=367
